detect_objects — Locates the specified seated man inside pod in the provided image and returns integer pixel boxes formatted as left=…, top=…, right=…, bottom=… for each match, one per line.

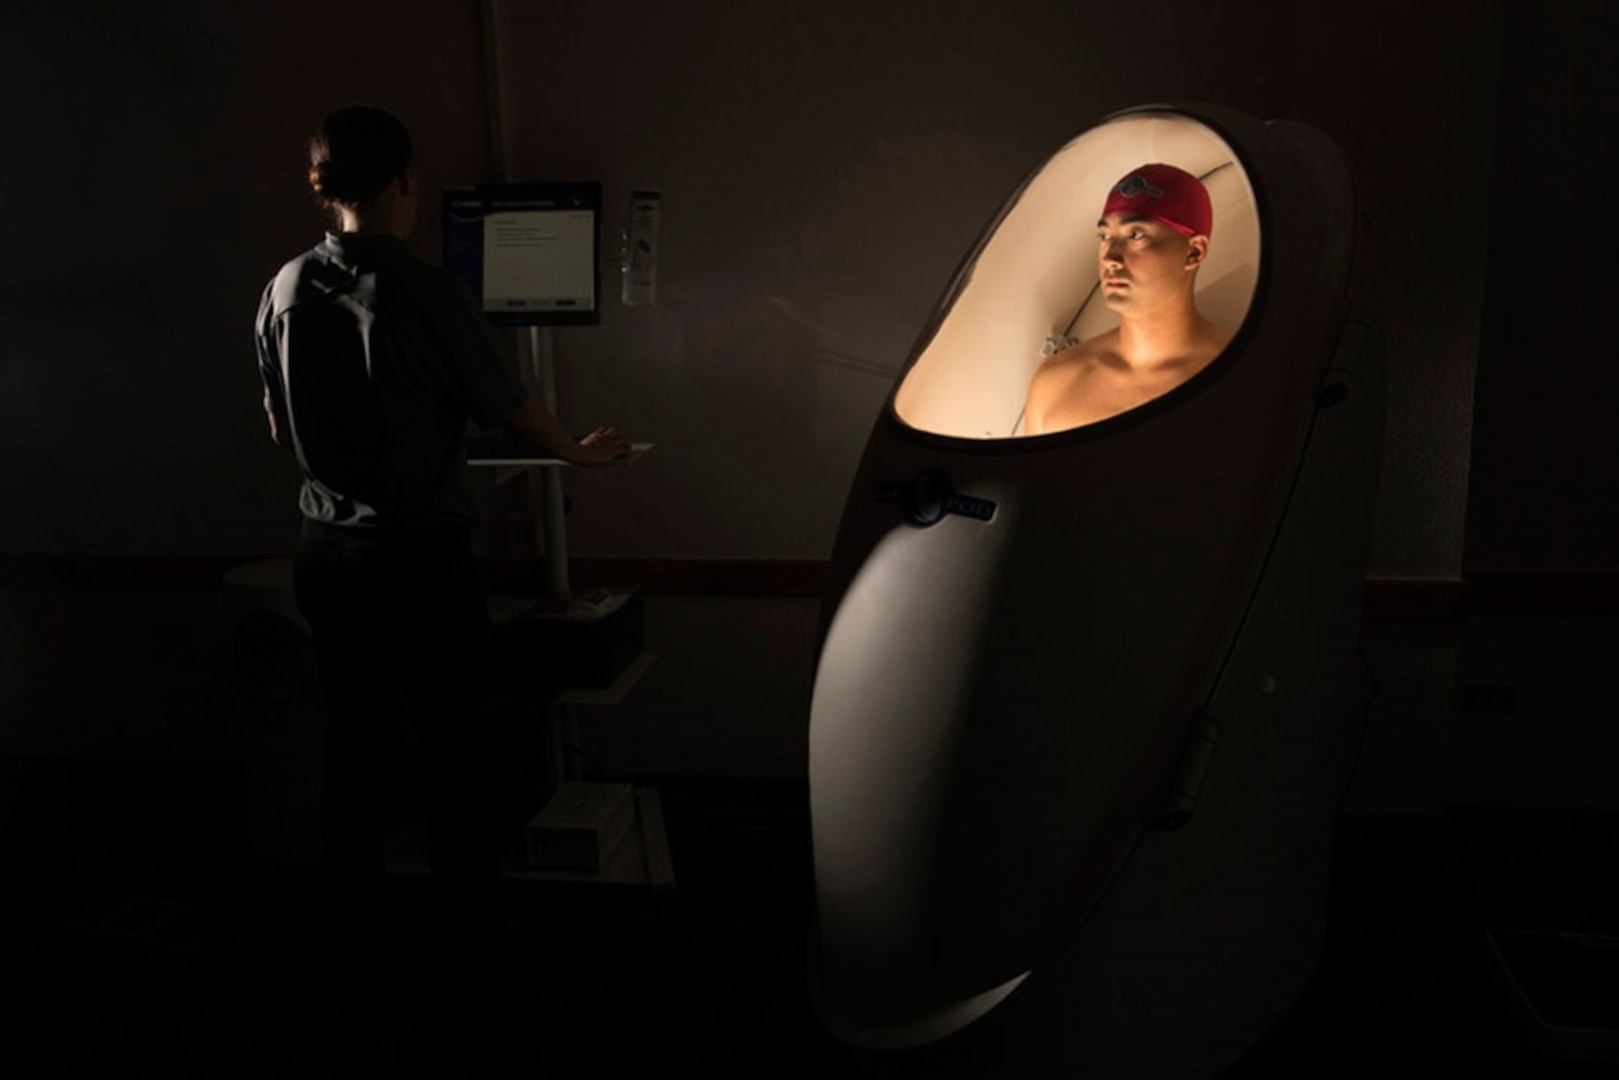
left=1023, top=163, right=1230, bottom=434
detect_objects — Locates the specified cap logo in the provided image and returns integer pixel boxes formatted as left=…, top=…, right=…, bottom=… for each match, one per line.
left=1114, top=175, right=1164, bottom=200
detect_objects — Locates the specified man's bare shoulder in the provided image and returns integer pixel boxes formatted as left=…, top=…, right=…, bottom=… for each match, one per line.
left=1025, top=332, right=1122, bottom=434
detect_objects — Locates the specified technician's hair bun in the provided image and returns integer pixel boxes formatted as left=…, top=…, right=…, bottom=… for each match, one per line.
left=307, top=158, right=363, bottom=204
left=307, top=105, right=413, bottom=207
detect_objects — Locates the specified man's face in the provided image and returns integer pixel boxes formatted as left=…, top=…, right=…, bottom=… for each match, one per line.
left=1096, top=213, right=1206, bottom=314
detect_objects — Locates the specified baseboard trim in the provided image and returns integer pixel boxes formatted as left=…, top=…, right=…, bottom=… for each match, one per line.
left=3, top=554, right=1614, bottom=615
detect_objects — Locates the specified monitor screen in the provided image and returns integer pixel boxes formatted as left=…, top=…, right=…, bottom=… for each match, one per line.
left=442, top=182, right=602, bottom=326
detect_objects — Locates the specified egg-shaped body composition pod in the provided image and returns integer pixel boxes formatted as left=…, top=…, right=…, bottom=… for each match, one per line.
left=807, top=103, right=1384, bottom=1077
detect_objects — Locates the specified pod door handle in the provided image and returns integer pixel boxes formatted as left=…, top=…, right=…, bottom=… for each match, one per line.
left=877, top=470, right=996, bottom=527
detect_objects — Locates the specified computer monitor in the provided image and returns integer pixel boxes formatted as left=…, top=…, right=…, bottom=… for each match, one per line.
left=442, top=182, right=602, bottom=326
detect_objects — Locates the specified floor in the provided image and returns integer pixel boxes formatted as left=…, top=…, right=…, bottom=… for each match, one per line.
left=1, top=756, right=1616, bottom=1078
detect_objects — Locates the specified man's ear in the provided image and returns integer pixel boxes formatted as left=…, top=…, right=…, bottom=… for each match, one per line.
left=396, top=166, right=415, bottom=199
left=1185, top=235, right=1210, bottom=269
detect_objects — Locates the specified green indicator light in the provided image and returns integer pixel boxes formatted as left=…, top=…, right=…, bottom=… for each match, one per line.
left=1259, top=675, right=1278, bottom=695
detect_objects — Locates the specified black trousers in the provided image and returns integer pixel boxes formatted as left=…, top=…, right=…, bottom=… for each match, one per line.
left=293, top=518, right=501, bottom=930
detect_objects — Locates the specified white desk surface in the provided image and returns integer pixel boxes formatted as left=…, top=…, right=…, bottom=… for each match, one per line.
left=467, top=441, right=654, bottom=467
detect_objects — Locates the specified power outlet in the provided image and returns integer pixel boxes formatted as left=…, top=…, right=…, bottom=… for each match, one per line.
left=1461, top=684, right=1517, bottom=713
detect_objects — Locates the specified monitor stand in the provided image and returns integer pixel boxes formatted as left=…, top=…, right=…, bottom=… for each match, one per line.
left=524, top=325, right=570, bottom=602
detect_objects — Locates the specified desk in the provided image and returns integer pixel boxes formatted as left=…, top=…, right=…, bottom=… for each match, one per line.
left=385, top=654, right=670, bottom=893
left=384, top=648, right=669, bottom=889
left=467, top=440, right=653, bottom=598
left=487, top=591, right=653, bottom=789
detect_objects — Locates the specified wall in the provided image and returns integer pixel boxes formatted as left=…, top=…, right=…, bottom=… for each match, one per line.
left=0, top=0, right=494, bottom=557
left=1465, top=0, right=1619, bottom=573
left=0, top=0, right=1494, bottom=573
left=1285, top=1, right=1505, bottom=578
left=10, top=1, right=1615, bottom=816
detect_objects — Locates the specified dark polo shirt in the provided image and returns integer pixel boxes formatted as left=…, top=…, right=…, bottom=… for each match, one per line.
left=256, top=232, right=528, bottom=528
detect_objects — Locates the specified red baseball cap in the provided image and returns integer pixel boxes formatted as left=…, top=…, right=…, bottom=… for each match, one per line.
left=1101, top=163, right=1213, bottom=238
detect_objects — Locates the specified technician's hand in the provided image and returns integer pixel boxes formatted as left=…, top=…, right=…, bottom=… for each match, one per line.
left=570, top=426, right=633, bottom=466
left=507, top=396, right=632, bottom=465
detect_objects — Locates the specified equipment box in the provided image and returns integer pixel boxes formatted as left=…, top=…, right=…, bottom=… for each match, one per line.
left=525, top=781, right=637, bottom=871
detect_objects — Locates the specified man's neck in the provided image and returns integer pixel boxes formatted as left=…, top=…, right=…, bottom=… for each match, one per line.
left=337, top=212, right=407, bottom=239
left=1115, top=299, right=1211, bottom=370
left=337, top=196, right=410, bottom=239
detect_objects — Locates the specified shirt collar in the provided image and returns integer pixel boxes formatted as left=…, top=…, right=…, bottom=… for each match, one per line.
left=320, top=230, right=412, bottom=263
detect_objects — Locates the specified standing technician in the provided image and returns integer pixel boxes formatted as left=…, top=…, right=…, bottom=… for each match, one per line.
left=255, top=104, right=629, bottom=967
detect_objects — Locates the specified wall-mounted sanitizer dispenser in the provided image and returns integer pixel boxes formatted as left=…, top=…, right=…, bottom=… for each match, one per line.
left=807, top=104, right=1385, bottom=1078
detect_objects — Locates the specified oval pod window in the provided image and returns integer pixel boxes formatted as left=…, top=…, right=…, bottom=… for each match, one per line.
left=892, top=110, right=1260, bottom=440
